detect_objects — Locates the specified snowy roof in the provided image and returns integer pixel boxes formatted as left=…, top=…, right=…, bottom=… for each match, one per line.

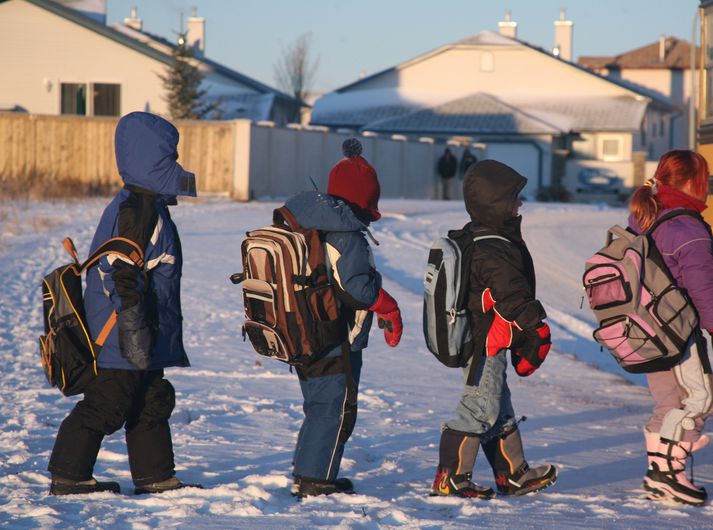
left=363, top=92, right=564, bottom=135
left=454, top=30, right=521, bottom=47
left=313, top=87, right=649, bottom=135
left=212, top=92, right=276, bottom=121
left=310, top=88, right=456, bottom=128
left=112, top=24, right=297, bottom=103
left=502, top=96, right=649, bottom=132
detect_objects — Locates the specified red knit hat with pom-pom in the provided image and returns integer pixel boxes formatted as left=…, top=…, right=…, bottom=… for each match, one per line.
left=328, top=138, right=381, bottom=222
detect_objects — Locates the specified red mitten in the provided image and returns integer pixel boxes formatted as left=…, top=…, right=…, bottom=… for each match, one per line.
left=370, top=288, right=403, bottom=347
left=511, top=322, right=551, bottom=377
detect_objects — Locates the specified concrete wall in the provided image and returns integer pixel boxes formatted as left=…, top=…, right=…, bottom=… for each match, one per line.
left=243, top=124, right=445, bottom=200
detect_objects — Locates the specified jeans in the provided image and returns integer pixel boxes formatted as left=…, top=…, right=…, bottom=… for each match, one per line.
left=443, top=350, right=516, bottom=439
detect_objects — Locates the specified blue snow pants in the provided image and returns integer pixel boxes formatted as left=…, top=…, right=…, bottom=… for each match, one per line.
left=293, top=344, right=363, bottom=481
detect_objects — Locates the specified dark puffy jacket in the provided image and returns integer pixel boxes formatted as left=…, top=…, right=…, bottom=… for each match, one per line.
left=285, top=191, right=381, bottom=351
left=85, top=112, right=196, bottom=370
left=463, top=160, right=547, bottom=363
left=629, top=208, right=713, bottom=329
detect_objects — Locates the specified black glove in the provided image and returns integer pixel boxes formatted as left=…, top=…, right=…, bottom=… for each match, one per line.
left=117, top=304, right=154, bottom=369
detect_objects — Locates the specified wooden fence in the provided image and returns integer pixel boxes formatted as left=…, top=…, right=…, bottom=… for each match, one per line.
left=0, top=113, right=236, bottom=194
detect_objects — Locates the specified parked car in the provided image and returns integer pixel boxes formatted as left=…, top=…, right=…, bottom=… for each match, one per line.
left=576, top=167, right=622, bottom=194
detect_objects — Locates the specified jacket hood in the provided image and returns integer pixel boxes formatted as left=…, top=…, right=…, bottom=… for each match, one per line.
left=463, top=159, right=526, bottom=228
left=115, top=112, right=196, bottom=198
left=284, top=191, right=366, bottom=232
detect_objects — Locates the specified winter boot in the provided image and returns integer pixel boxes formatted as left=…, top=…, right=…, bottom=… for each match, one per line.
left=643, top=429, right=708, bottom=506
left=430, top=429, right=494, bottom=499
left=482, top=426, right=557, bottom=496
left=134, top=476, right=204, bottom=495
left=291, top=475, right=355, bottom=498
left=49, top=475, right=120, bottom=496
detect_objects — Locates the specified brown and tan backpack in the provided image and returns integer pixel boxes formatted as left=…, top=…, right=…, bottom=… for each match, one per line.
left=231, top=206, right=346, bottom=365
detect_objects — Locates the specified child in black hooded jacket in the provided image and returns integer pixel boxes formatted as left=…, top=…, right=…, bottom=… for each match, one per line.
left=431, top=160, right=557, bottom=498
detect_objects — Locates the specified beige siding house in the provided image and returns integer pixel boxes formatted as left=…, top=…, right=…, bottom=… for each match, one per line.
left=311, top=23, right=677, bottom=197
left=0, top=0, right=300, bottom=123
left=579, top=36, right=696, bottom=154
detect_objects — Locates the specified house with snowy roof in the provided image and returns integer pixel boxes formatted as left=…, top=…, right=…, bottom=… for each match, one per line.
left=579, top=36, right=697, bottom=155
left=310, top=11, right=678, bottom=197
left=0, top=0, right=301, bottom=123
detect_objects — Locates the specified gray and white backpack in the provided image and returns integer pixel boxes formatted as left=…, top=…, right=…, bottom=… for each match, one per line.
left=423, top=228, right=505, bottom=367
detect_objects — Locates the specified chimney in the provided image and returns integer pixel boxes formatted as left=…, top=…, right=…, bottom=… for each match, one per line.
left=187, top=7, right=205, bottom=55
left=553, top=8, right=573, bottom=61
left=659, top=34, right=667, bottom=62
left=123, top=6, right=142, bottom=31
left=498, top=10, right=517, bottom=39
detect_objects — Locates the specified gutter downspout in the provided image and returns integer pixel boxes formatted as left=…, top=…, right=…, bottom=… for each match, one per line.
left=690, top=8, right=699, bottom=149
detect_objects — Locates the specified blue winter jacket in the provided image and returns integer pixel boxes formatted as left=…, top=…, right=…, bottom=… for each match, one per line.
left=285, top=191, right=381, bottom=351
left=85, top=112, right=196, bottom=370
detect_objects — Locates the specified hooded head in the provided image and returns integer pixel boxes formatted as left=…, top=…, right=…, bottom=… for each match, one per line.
left=114, top=112, right=196, bottom=199
left=327, top=138, right=381, bottom=223
left=463, top=159, right=526, bottom=228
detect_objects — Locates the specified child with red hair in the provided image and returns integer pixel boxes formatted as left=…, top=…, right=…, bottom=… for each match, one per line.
left=629, top=149, right=713, bottom=506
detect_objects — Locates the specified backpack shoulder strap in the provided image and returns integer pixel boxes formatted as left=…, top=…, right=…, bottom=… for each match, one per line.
left=273, top=206, right=300, bottom=232
left=473, top=234, right=510, bottom=244
left=74, top=237, right=145, bottom=272
left=647, top=209, right=704, bottom=234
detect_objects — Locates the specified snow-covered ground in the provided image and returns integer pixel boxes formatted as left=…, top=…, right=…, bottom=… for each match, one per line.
left=1, top=197, right=712, bottom=529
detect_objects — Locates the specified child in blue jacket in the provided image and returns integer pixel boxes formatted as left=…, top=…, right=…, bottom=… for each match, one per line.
left=48, top=112, right=201, bottom=495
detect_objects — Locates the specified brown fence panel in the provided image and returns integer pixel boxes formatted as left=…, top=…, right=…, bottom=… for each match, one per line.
left=176, top=119, right=235, bottom=193
left=0, top=113, right=235, bottom=196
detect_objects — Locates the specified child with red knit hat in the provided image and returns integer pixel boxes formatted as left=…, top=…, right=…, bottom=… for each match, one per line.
left=282, top=138, right=403, bottom=497
left=327, top=138, right=381, bottom=223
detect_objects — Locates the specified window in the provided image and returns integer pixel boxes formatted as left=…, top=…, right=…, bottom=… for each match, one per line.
left=600, top=136, right=623, bottom=161
left=480, top=52, right=494, bottom=72
left=92, top=84, right=121, bottom=116
left=61, top=82, right=121, bottom=116
left=61, top=83, right=86, bottom=115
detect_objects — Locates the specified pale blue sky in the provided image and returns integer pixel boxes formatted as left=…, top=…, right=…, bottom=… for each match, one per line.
left=106, top=0, right=700, bottom=93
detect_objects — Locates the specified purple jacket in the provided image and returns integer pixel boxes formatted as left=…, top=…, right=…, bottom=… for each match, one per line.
left=629, top=208, right=713, bottom=329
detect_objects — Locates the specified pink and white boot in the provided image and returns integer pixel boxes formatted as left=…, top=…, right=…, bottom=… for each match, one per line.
left=643, top=429, right=708, bottom=506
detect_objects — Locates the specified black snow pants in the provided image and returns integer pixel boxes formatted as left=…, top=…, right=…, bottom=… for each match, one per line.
left=48, top=369, right=176, bottom=487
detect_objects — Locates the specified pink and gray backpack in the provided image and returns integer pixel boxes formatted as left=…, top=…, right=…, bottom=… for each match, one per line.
left=583, top=210, right=700, bottom=373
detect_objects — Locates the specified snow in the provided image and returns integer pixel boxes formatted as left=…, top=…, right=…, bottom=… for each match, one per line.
left=1, top=196, right=713, bottom=528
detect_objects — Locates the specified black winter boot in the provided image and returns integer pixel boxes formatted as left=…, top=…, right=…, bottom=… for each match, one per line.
left=134, top=477, right=203, bottom=495
left=49, top=475, right=120, bottom=496
left=482, top=426, right=557, bottom=496
left=291, top=475, right=355, bottom=498
left=430, top=429, right=494, bottom=499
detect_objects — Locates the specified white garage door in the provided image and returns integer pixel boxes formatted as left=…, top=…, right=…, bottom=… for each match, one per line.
left=484, top=143, right=542, bottom=199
